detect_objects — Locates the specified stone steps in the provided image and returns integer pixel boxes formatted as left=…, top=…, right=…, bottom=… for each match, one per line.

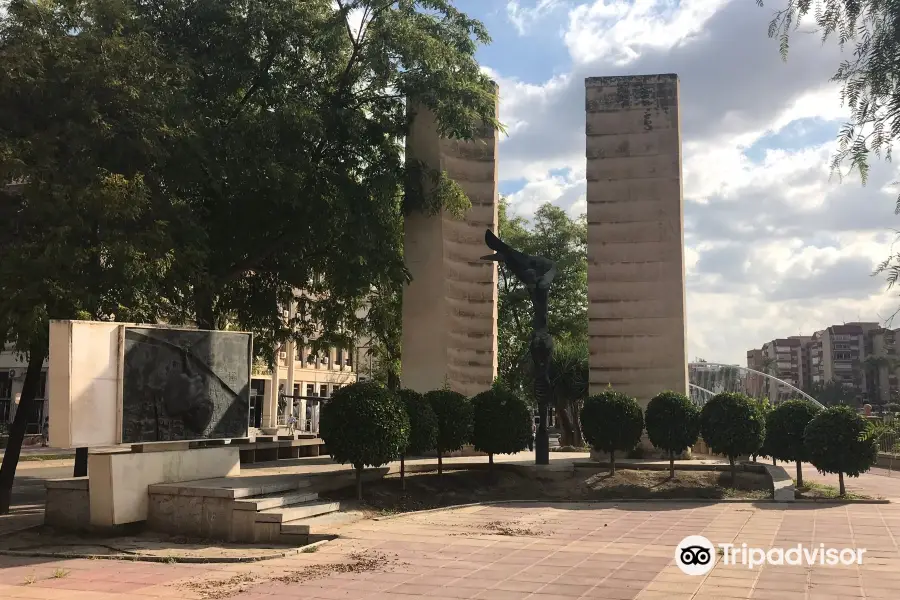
left=281, top=509, right=365, bottom=536
left=233, top=490, right=319, bottom=512
left=255, top=499, right=342, bottom=523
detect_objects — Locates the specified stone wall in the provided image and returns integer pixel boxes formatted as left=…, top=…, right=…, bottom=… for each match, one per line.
left=401, top=94, right=500, bottom=396
left=585, top=74, right=688, bottom=406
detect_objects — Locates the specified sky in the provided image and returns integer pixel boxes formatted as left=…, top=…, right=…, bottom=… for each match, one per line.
left=449, top=0, right=900, bottom=366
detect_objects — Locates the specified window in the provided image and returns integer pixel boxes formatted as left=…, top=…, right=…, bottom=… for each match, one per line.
left=336, top=351, right=344, bottom=367
left=834, top=343, right=850, bottom=350
left=346, top=353, right=353, bottom=368
left=834, top=352, right=852, bottom=361
left=321, top=356, right=329, bottom=365
left=293, top=383, right=300, bottom=396
left=320, top=384, right=329, bottom=398
left=307, top=354, right=316, bottom=364
left=306, top=383, right=315, bottom=397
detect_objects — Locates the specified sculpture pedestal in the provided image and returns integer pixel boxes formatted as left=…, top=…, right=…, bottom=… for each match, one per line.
left=88, top=445, right=239, bottom=528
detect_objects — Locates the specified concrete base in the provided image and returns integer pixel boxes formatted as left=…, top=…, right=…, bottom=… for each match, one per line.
left=89, top=446, right=240, bottom=528
left=45, top=477, right=91, bottom=532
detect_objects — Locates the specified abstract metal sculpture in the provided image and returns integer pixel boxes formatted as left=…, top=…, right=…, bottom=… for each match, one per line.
left=482, top=229, right=557, bottom=465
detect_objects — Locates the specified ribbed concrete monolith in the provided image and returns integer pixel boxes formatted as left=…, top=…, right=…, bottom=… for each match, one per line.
left=401, top=96, right=499, bottom=396
left=585, top=74, right=688, bottom=407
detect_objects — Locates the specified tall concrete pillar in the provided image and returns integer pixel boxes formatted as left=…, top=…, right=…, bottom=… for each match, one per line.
left=585, top=74, right=688, bottom=406
left=401, top=96, right=499, bottom=396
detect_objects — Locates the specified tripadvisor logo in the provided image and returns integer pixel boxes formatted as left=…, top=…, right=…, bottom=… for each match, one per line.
left=675, top=536, right=866, bottom=575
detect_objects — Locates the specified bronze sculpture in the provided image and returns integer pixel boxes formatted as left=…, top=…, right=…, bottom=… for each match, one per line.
left=482, top=229, right=556, bottom=465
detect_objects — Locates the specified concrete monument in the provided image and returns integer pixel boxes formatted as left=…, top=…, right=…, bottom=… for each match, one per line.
left=401, top=94, right=500, bottom=396
left=585, top=74, right=689, bottom=408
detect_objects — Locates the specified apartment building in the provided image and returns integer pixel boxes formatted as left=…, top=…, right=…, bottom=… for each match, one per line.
left=748, top=321, right=884, bottom=404
left=864, top=327, right=900, bottom=404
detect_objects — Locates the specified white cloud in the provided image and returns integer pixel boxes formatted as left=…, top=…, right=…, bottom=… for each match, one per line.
left=506, top=0, right=567, bottom=35
left=565, top=0, right=731, bottom=65
left=483, top=0, right=900, bottom=366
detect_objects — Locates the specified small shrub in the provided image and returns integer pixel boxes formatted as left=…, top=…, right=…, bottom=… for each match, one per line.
left=887, top=402, right=900, bottom=414
left=700, top=392, right=765, bottom=484
left=645, top=391, right=701, bottom=478
left=320, top=382, right=409, bottom=500
left=471, top=382, right=532, bottom=471
left=396, top=389, right=438, bottom=489
left=805, top=405, right=878, bottom=496
left=766, top=399, right=822, bottom=486
left=425, top=389, right=472, bottom=475
left=580, top=390, right=643, bottom=474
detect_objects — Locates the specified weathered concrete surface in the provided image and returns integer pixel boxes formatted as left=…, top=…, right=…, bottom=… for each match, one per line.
left=44, top=477, right=90, bottom=532
left=585, top=74, right=688, bottom=406
left=402, top=92, right=500, bottom=396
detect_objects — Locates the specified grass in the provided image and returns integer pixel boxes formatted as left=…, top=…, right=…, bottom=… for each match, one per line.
left=18, top=454, right=75, bottom=462
left=793, top=479, right=874, bottom=500
left=22, top=574, right=36, bottom=585
left=301, top=545, right=319, bottom=553
left=52, top=568, right=69, bottom=579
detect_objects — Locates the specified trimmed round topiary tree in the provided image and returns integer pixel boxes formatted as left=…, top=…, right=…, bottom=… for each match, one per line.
left=766, top=399, right=821, bottom=486
left=700, top=392, right=765, bottom=485
left=804, top=405, right=878, bottom=496
left=424, top=389, right=472, bottom=476
left=319, top=382, right=409, bottom=500
left=645, top=391, right=701, bottom=478
left=580, top=389, right=643, bottom=474
left=471, top=383, right=532, bottom=473
left=397, top=389, right=438, bottom=490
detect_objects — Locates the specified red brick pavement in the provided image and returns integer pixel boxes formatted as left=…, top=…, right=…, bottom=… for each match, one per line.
left=1, top=501, right=898, bottom=599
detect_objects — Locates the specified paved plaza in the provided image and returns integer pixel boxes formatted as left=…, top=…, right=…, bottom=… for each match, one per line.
left=1, top=500, right=899, bottom=599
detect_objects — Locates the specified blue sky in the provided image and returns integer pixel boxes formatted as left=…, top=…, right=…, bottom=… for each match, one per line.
left=448, top=0, right=900, bottom=365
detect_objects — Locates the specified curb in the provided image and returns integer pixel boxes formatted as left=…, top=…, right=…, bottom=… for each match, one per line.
left=0, top=538, right=334, bottom=564
left=372, top=496, right=891, bottom=521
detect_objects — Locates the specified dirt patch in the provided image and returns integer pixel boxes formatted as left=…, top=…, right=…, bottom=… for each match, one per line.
left=320, top=468, right=772, bottom=514
left=179, top=550, right=402, bottom=599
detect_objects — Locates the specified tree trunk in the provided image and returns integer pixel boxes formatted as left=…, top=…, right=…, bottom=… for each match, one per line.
left=0, top=344, right=46, bottom=514
left=839, top=472, right=845, bottom=497
left=194, top=286, right=217, bottom=330
left=555, top=398, right=575, bottom=447
left=355, top=465, right=363, bottom=501
left=729, top=455, right=737, bottom=486
left=610, top=451, right=616, bottom=475
left=669, top=449, right=675, bottom=479
left=74, top=448, right=88, bottom=478
left=796, top=460, right=803, bottom=487
left=400, top=455, right=406, bottom=491
left=772, top=457, right=777, bottom=466
left=572, top=403, right=584, bottom=448
left=489, top=453, right=493, bottom=473
left=437, top=451, right=443, bottom=477
left=387, top=371, right=400, bottom=392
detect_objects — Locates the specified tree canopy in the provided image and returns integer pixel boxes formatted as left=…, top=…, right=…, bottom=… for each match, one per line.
left=757, top=0, right=900, bottom=290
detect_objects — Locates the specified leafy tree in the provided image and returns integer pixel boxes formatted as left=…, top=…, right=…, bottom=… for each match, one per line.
left=424, top=389, right=472, bottom=476
left=319, top=382, right=409, bottom=500
left=700, top=392, right=766, bottom=484
left=497, top=198, right=587, bottom=439
left=809, top=379, right=857, bottom=406
left=470, top=382, right=532, bottom=472
left=757, top=1, right=900, bottom=291
left=804, top=405, right=878, bottom=496
left=645, top=391, right=701, bottom=478
left=397, top=388, right=437, bottom=490
left=0, top=0, right=178, bottom=513
left=766, top=399, right=822, bottom=486
left=580, top=390, right=644, bottom=475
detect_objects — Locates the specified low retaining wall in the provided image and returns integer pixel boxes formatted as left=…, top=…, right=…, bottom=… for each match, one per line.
left=45, top=477, right=91, bottom=532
